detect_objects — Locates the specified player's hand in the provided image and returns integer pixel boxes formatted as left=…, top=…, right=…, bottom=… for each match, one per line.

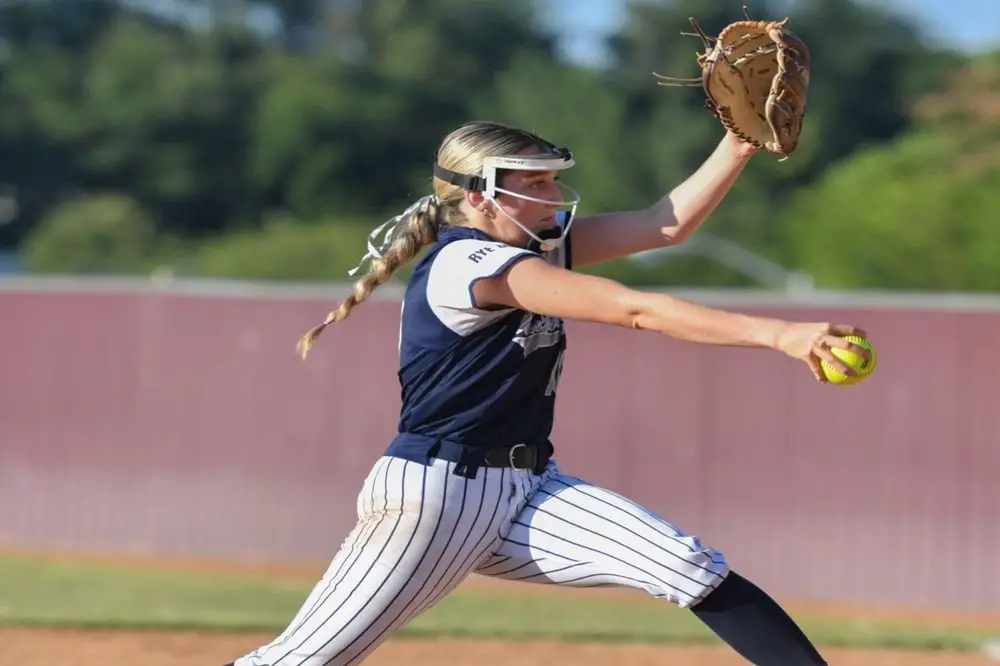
left=774, top=322, right=871, bottom=383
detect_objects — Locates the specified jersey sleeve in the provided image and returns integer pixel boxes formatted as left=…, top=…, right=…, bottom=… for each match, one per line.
left=426, top=239, right=537, bottom=336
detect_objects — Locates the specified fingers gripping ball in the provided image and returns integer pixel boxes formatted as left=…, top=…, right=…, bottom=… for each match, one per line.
left=822, top=335, right=877, bottom=385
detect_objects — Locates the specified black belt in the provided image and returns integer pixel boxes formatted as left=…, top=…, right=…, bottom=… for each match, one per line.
left=421, top=437, right=552, bottom=477
left=482, top=442, right=546, bottom=471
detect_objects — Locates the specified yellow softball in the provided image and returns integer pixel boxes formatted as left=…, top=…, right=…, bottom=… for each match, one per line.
left=821, top=335, right=877, bottom=385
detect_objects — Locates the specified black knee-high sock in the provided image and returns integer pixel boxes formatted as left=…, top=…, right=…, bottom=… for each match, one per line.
left=691, top=571, right=826, bottom=665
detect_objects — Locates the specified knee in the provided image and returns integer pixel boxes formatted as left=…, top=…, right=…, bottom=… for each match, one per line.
left=650, top=545, right=729, bottom=609
left=685, top=539, right=729, bottom=584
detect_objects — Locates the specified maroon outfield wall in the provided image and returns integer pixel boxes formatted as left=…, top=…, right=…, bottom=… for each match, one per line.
left=1, top=280, right=998, bottom=612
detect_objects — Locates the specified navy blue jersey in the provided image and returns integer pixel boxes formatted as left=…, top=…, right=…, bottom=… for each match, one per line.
left=385, top=216, right=571, bottom=463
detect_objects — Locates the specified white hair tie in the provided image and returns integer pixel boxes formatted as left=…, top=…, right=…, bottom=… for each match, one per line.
left=347, top=195, right=438, bottom=277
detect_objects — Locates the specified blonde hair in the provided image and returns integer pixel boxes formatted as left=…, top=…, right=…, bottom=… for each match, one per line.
left=296, top=120, right=557, bottom=359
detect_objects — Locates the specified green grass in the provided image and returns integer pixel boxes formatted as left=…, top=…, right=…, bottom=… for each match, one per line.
left=0, top=554, right=995, bottom=652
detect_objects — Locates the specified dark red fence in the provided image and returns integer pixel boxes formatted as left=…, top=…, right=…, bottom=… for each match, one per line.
left=1, top=279, right=998, bottom=612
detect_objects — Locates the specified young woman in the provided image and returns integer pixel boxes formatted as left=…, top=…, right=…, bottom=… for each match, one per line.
left=228, top=120, right=867, bottom=666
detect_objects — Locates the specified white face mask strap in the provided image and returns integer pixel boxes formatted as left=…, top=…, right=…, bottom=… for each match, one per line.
left=484, top=193, right=549, bottom=250
left=486, top=180, right=581, bottom=251
left=492, top=179, right=581, bottom=208
left=347, top=194, right=437, bottom=277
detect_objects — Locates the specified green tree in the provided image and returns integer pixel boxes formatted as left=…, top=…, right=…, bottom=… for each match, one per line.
left=780, top=54, right=1000, bottom=290
left=194, top=213, right=385, bottom=281
left=19, top=193, right=161, bottom=274
left=249, top=55, right=464, bottom=220
left=71, top=20, right=262, bottom=236
left=324, top=0, right=557, bottom=93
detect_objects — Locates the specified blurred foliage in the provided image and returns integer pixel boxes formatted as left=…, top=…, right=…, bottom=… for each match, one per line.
left=1, top=0, right=996, bottom=289
left=20, top=193, right=163, bottom=274
left=779, top=55, right=1000, bottom=290
left=194, top=213, right=379, bottom=281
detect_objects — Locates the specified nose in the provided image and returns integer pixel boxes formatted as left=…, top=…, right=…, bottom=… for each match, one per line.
left=543, top=182, right=565, bottom=205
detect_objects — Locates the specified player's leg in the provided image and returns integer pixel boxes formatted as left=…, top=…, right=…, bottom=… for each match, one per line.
left=476, top=467, right=727, bottom=604
left=232, top=456, right=512, bottom=666
left=476, top=466, right=826, bottom=665
left=684, top=568, right=828, bottom=665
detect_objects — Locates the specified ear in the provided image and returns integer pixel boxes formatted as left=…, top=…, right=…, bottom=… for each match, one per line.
left=465, top=190, right=486, bottom=209
left=465, top=190, right=497, bottom=218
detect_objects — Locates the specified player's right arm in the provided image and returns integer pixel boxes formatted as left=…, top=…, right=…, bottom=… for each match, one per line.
left=472, top=256, right=868, bottom=381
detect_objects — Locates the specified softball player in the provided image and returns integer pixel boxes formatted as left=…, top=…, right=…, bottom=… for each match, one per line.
left=226, top=120, right=867, bottom=666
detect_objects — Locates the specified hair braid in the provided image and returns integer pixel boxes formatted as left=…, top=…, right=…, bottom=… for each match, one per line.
left=296, top=198, right=444, bottom=360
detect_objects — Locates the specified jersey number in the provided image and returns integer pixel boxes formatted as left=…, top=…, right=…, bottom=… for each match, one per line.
left=545, top=349, right=566, bottom=397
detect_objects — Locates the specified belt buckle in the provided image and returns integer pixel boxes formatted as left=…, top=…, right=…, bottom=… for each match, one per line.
left=508, top=443, right=529, bottom=471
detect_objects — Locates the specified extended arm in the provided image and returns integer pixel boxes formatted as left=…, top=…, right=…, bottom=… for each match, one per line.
left=472, top=256, right=868, bottom=380
left=569, top=132, right=756, bottom=268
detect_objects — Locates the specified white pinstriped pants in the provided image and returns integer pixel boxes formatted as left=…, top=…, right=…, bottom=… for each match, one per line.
left=235, top=455, right=729, bottom=666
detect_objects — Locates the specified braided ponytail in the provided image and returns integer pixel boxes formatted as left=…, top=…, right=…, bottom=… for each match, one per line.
left=296, top=197, right=445, bottom=360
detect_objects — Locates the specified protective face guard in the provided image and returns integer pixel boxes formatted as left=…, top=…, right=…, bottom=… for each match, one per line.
left=434, top=147, right=580, bottom=253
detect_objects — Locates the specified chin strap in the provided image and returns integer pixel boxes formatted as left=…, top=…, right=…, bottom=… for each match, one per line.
left=525, top=225, right=565, bottom=253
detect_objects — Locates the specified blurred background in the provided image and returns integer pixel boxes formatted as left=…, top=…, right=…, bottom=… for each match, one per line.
left=1, top=0, right=999, bottom=658
left=0, top=0, right=997, bottom=288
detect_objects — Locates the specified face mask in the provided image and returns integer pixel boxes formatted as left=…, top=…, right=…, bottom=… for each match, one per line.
left=346, top=144, right=582, bottom=278
left=434, top=146, right=580, bottom=252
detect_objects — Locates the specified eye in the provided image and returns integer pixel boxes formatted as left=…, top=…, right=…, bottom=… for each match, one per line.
left=529, top=175, right=559, bottom=187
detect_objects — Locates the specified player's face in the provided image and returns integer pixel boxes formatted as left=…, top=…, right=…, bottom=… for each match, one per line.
left=491, top=168, right=564, bottom=246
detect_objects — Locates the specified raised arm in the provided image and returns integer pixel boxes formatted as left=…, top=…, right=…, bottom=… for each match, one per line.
left=473, top=256, right=868, bottom=382
left=569, top=132, right=757, bottom=268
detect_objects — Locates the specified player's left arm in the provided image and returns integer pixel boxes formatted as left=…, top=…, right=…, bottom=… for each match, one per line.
left=570, top=132, right=757, bottom=268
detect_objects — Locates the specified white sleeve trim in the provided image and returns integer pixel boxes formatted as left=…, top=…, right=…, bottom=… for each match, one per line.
left=427, top=239, right=536, bottom=336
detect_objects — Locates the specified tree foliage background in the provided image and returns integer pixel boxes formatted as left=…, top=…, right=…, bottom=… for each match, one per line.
left=2, top=0, right=997, bottom=290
